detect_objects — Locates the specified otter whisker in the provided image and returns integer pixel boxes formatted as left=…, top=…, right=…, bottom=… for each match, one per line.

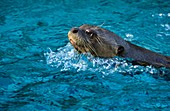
left=96, top=36, right=103, bottom=45
left=86, top=44, right=99, bottom=57
left=97, top=22, right=105, bottom=27
left=95, top=37, right=102, bottom=46
left=82, top=36, right=99, bottom=56
left=83, top=43, right=88, bottom=52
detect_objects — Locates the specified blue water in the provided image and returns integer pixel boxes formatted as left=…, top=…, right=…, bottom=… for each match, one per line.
left=0, top=0, right=170, bottom=110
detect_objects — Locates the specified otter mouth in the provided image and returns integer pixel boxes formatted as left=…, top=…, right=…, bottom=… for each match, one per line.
left=69, top=39, right=76, bottom=46
left=69, top=38, right=87, bottom=53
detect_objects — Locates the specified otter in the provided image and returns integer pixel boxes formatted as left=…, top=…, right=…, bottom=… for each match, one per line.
left=68, top=24, right=170, bottom=68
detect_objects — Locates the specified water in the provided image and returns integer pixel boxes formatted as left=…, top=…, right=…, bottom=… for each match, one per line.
left=0, top=0, right=170, bottom=110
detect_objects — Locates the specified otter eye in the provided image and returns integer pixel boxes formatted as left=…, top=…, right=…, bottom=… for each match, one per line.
left=85, top=30, right=94, bottom=37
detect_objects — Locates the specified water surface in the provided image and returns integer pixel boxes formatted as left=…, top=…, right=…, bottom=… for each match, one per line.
left=0, top=0, right=170, bottom=110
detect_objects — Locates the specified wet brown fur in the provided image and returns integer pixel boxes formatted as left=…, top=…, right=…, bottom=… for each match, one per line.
left=68, top=24, right=170, bottom=68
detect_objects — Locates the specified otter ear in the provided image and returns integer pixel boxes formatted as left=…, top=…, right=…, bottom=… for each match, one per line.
left=116, top=45, right=124, bottom=55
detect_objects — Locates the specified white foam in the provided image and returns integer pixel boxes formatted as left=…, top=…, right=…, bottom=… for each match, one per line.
left=44, top=43, right=167, bottom=77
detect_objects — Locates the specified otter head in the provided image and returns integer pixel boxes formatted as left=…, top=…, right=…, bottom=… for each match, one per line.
left=68, top=24, right=125, bottom=58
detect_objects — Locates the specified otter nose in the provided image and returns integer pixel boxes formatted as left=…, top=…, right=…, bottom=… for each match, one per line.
left=71, top=27, right=79, bottom=33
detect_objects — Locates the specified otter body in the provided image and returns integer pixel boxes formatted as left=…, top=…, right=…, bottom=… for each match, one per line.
left=68, top=24, right=170, bottom=68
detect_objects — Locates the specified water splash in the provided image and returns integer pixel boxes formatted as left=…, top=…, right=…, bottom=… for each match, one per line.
left=44, top=43, right=170, bottom=79
left=44, top=44, right=90, bottom=72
